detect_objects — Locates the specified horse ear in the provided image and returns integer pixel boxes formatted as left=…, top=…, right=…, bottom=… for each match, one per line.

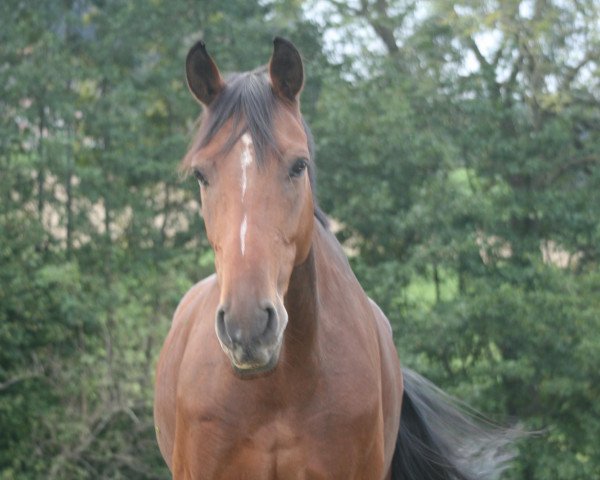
left=185, top=40, right=224, bottom=106
left=269, top=37, right=304, bottom=101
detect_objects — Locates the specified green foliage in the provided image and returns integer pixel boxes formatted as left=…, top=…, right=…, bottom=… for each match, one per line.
left=0, top=1, right=320, bottom=478
left=312, top=1, right=600, bottom=478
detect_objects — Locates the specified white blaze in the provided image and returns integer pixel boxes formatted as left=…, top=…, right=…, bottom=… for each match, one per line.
left=240, top=134, right=253, bottom=256
left=240, top=133, right=253, bottom=200
left=240, top=215, right=248, bottom=256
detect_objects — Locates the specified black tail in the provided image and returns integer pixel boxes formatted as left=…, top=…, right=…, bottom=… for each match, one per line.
left=391, top=368, right=520, bottom=480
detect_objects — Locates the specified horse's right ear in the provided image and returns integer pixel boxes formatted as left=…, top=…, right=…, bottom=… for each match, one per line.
left=269, top=37, right=303, bottom=102
left=185, top=40, right=224, bottom=107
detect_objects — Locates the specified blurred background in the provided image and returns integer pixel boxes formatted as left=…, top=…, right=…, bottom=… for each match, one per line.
left=1, top=0, right=599, bottom=478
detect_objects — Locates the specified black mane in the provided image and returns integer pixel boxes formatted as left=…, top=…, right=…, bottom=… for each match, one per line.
left=183, top=68, right=328, bottom=227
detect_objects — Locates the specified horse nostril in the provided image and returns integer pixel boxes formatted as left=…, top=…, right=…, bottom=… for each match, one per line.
left=262, top=305, right=277, bottom=340
left=216, top=302, right=279, bottom=352
left=216, top=307, right=232, bottom=347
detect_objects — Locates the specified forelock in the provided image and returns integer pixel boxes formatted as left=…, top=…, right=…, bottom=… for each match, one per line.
left=181, top=68, right=328, bottom=228
left=193, top=70, right=278, bottom=166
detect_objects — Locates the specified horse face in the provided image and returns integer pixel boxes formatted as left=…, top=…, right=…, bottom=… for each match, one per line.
left=184, top=39, right=314, bottom=376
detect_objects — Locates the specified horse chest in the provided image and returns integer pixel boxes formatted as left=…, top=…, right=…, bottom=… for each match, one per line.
left=176, top=404, right=383, bottom=480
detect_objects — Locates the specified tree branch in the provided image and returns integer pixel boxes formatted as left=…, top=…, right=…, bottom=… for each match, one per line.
left=328, top=0, right=362, bottom=16
left=502, top=53, right=524, bottom=104
left=370, top=0, right=400, bottom=54
left=543, top=156, right=600, bottom=186
left=562, top=51, right=593, bottom=90
left=466, top=35, right=489, bottom=69
left=0, top=371, right=41, bottom=391
left=466, top=35, right=503, bottom=101
left=48, top=403, right=142, bottom=480
left=491, top=39, right=506, bottom=68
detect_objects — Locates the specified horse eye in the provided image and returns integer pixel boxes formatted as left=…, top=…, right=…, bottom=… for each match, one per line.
left=193, top=168, right=209, bottom=187
left=289, top=158, right=308, bottom=178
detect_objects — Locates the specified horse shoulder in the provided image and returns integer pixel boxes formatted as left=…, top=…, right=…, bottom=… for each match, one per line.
left=368, top=298, right=403, bottom=472
left=154, top=273, right=218, bottom=472
left=314, top=227, right=402, bottom=476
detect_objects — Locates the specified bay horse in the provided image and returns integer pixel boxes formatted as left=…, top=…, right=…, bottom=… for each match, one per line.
left=154, top=37, right=515, bottom=479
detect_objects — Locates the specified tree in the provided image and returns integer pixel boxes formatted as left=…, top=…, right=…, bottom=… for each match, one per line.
left=0, top=1, right=326, bottom=478
left=311, top=0, right=600, bottom=477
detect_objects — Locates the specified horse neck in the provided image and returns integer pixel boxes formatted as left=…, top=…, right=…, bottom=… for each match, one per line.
left=282, top=229, right=319, bottom=365
left=282, top=219, right=354, bottom=366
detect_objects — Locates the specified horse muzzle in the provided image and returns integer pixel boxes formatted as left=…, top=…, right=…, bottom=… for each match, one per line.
left=215, top=299, right=287, bottom=376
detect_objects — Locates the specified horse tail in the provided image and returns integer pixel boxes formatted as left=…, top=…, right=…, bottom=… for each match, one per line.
left=391, top=368, right=520, bottom=480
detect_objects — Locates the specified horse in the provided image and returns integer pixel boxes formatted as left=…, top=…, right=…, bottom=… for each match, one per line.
left=154, top=37, right=516, bottom=479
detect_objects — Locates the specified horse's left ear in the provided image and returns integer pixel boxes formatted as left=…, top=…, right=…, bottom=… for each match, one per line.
left=269, top=37, right=304, bottom=102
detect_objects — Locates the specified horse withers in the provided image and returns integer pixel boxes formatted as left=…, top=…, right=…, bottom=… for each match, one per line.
left=153, top=37, right=516, bottom=480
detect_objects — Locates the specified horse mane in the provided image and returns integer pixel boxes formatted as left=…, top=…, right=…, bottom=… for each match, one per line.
left=181, top=67, right=328, bottom=228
